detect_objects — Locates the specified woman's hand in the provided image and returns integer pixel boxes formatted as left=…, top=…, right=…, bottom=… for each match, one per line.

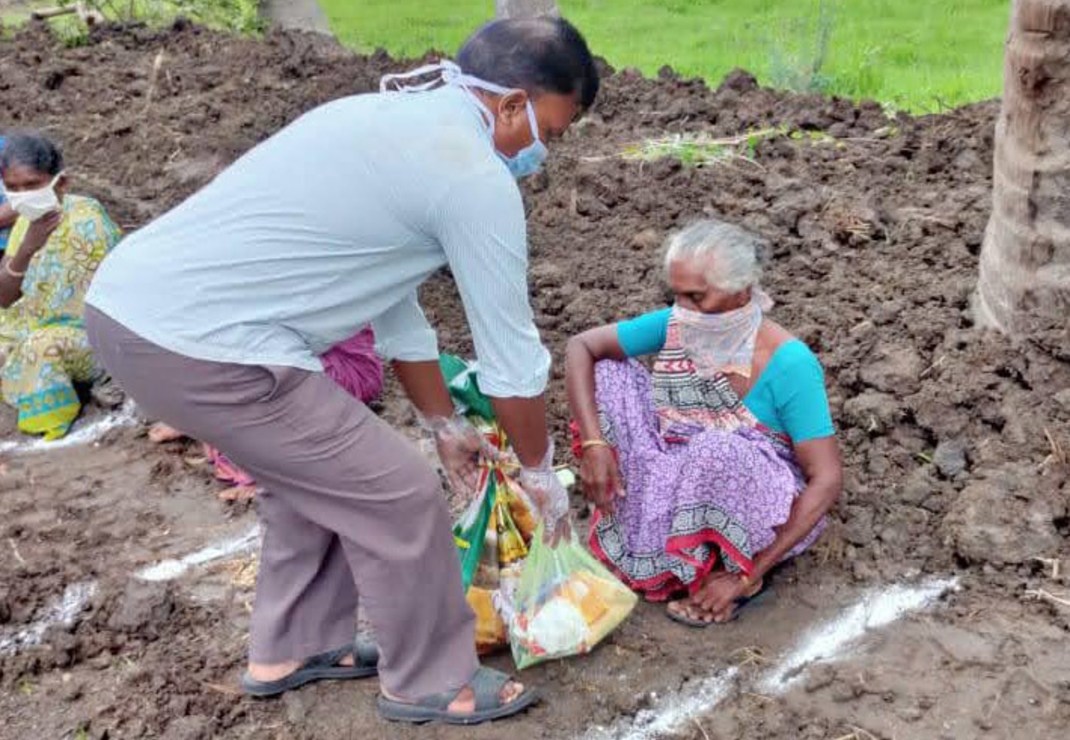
left=0, top=210, right=63, bottom=307
left=19, top=210, right=63, bottom=256
left=580, top=445, right=624, bottom=515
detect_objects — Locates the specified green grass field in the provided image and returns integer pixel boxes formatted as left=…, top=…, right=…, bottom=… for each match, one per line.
left=319, top=0, right=1010, bottom=112
left=0, top=0, right=261, bottom=42
left=1, top=1, right=1010, bottom=111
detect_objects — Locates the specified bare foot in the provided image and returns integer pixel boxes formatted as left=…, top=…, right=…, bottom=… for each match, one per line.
left=148, top=422, right=186, bottom=444
left=218, top=485, right=258, bottom=502
left=668, top=575, right=764, bottom=624
left=248, top=652, right=355, bottom=682
left=668, top=599, right=711, bottom=622
left=381, top=678, right=525, bottom=714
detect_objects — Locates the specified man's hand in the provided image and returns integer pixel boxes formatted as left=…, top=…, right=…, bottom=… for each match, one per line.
left=424, top=415, right=487, bottom=500
left=517, top=438, right=572, bottom=546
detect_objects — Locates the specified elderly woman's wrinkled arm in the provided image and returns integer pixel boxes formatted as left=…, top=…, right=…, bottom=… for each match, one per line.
left=566, top=325, right=628, bottom=514
left=751, top=436, right=843, bottom=579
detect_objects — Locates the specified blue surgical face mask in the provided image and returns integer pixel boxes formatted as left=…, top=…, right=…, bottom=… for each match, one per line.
left=500, top=100, right=548, bottom=179
left=381, top=61, right=550, bottom=179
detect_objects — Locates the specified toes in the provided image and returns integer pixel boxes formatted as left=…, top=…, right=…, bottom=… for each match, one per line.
left=502, top=680, right=523, bottom=704
left=148, top=423, right=184, bottom=443
left=685, top=604, right=708, bottom=621
left=218, top=485, right=257, bottom=502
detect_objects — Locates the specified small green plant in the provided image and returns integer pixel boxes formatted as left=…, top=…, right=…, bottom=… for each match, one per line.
left=72, top=726, right=90, bottom=740
left=621, top=128, right=781, bottom=168
left=616, top=123, right=860, bottom=170
left=765, top=0, right=837, bottom=94
left=880, top=101, right=902, bottom=120
left=60, top=1, right=137, bottom=22
left=789, top=129, right=835, bottom=144
left=52, top=0, right=264, bottom=39
left=178, top=0, right=264, bottom=35
left=51, top=14, right=91, bottom=47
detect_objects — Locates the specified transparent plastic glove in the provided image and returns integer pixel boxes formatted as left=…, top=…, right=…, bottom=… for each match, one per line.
left=420, top=414, right=490, bottom=500
left=518, top=439, right=572, bottom=546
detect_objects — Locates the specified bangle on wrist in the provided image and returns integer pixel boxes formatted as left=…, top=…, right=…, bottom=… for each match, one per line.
left=3, top=261, right=25, bottom=278
left=580, top=438, right=611, bottom=454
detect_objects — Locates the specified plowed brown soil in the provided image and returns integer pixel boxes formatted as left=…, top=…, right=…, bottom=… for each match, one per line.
left=0, top=21, right=1067, bottom=740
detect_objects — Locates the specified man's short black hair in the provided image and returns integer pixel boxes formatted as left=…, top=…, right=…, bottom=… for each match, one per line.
left=0, top=133, right=64, bottom=177
left=457, top=17, right=599, bottom=110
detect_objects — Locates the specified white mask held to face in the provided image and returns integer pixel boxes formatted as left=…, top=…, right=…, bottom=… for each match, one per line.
left=7, top=172, right=63, bottom=222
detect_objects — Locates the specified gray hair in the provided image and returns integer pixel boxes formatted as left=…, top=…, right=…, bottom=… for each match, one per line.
left=0, top=133, right=64, bottom=177
left=663, top=219, right=765, bottom=292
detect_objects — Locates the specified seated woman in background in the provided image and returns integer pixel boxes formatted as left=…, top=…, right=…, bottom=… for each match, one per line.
left=0, top=134, right=122, bottom=439
left=0, top=135, right=16, bottom=254
left=565, top=219, right=842, bottom=626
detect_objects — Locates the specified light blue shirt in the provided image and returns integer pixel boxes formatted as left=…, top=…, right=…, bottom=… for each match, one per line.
left=87, top=88, right=550, bottom=398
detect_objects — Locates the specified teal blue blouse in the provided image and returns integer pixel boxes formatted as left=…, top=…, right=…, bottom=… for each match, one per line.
left=616, top=308, right=835, bottom=443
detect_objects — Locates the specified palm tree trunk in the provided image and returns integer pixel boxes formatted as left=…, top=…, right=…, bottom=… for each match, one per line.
left=976, top=0, right=1070, bottom=338
left=495, top=0, right=559, bottom=19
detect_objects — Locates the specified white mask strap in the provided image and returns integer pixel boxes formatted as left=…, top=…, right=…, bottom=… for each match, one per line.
left=380, top=61, right=535, bottom=143
left=380, top=59, right=520, bottom=98
left=380, top=60, right=462, bottom=93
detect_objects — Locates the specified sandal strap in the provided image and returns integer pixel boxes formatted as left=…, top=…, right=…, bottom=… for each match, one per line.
left=404, top=666, right=514, bottom=712
left=302, top=639, right=379, bottom=670
left=302, top=645, right=353, bottom=670
left=470, top=666, right=511, bottom=712
left=354, top=640, right=379, bottom=668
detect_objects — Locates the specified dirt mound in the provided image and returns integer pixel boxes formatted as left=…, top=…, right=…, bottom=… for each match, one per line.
left=1, top=20, right=1068, bottom=740
left=1, top=575, right=248, bottom=738
left=512, top=68, right=1068, bottom=587
left=0, top=20, right=426, bottom=227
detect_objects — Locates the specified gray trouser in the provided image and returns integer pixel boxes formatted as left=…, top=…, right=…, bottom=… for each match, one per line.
left=85, top=306, right=478, bottom=699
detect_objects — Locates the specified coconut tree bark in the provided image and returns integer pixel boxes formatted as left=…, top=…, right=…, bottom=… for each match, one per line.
left=496, top=0, right=559, bottom=19
left=976, top=0, right=1070, bottom=339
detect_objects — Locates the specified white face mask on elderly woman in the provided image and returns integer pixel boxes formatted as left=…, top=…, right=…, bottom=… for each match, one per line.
left=6, top=173, right=63, bottom=222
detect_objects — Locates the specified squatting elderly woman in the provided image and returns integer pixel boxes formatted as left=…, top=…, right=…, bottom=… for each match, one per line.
left=0, top=134, right=121, bottom=439
left=565, top=219, right=842, bottom=626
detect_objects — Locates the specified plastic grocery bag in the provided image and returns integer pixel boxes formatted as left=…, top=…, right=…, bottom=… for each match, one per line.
left=441, top=354, right=539, bottom=654
left=467, top=475, right=538, bottom=653
left=452, top=472, right=498, bottom=592
left=439, top=354, right=495, bottom=421
left=509, top=524, right=638, bottom=669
